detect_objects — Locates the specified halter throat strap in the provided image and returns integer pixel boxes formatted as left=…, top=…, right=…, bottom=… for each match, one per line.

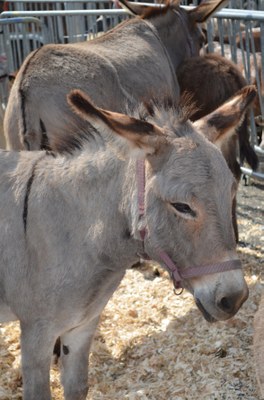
left=136, top=159, right=242, bottom=291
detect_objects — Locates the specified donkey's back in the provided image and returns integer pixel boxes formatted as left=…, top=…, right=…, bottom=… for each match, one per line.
left=4, top=18, right=178, bottom=152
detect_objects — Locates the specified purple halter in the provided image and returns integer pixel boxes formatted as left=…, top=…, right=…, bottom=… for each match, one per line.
left=136, top=160, right=242, bottom=292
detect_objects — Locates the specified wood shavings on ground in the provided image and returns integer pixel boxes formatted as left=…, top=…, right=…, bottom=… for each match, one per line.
left=253, top=293, right=264, bottom=398
left=0, top=179, right=263, bottom=400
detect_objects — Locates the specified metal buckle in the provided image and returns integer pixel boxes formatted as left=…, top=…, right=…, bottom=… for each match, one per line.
left=173, top=278, right=184, bottom=295
left=174, top=287, right=184, bottom=296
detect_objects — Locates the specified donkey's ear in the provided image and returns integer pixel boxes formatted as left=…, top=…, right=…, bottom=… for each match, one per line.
left=193, top=86, right=257, bottom=144
left=118, top=0, right=150, bottom=16
left=67, top=89, right=166, bottom=157
left=189, top=0, right=229, bottom=23
left=118, top=0, right=168, bottom=17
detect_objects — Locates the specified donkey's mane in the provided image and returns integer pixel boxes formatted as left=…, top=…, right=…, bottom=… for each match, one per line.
left=143, top=93, right=197, bottom=121
left=135, top=93, right=199, bottom=137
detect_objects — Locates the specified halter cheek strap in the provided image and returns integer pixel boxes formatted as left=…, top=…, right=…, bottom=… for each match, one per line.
left=136, top=160, right=242, bottom=292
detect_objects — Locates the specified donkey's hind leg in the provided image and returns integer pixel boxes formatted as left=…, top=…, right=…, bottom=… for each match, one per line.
left=20, top=321, right=55, bottom=400
left=60, top=316, right=100, bottom=400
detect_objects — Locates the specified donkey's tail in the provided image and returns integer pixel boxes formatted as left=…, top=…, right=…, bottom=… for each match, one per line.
left=4, top=48, right=43, bottom=151
left=238, top=117, right=259, bottom=171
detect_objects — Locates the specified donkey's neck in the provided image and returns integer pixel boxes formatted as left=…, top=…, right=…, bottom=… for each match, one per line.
left=150, top=9, right=192, bottom=71
left=40, top=150, right=143, bottom=270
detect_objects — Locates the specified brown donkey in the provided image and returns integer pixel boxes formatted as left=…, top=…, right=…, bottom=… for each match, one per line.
left=177, top=53, right=259, bottom=241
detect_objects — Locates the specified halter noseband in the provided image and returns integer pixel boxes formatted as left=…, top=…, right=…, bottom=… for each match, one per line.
left=136, top=160, right=242, bottom=292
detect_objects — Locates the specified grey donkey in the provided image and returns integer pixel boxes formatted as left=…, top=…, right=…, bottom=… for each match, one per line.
left=3, top=0, right=229, bottom=151
left=0, top=85, right=255, bottom=399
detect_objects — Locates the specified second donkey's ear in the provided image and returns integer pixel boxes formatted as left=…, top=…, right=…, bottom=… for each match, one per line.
left=118, top=0, right=169, bottom=17
left=189, top=0, right=229, bottom=23
left=118, top=0, right=150, bottom=16
left=67, top=89, right=167, bottom=158
left=193, top=85, right=257, bottom=145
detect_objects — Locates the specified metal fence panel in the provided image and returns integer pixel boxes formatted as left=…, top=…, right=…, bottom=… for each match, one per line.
left=0, top=3, right=263, bottom=178
left=0, top=17, right=43, bottom=111
left=1, top=8, right=129, bottom=44
left=6, top=0, right=121, bottom=41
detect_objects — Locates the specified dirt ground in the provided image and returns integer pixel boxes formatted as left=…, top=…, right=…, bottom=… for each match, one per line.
left=0, top=170, right=263, bottom=400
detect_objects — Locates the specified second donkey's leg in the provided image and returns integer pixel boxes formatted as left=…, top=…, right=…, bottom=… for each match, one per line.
left=60, top=316, right=100, bottom=400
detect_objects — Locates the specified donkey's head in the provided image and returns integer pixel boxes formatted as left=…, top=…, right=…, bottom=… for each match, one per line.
left=67, top=86, right=256, bottom=323
left=119, top=0, right=229, bottom=66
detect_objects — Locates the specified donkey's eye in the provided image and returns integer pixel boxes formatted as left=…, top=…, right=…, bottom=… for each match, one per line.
left=171, top=202, right=196, bottom=217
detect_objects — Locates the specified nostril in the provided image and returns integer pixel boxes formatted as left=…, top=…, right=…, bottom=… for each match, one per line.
left=217, top=296, right=234, bottom=314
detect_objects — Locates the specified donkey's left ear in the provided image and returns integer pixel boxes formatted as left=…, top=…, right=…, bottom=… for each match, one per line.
left=67, top=89, right=167, bottom=158
left=193, top=85, right=257, bottom=145
left=118, top=0, right=151, bottom=16
left=118, top=0, right=168, bottom=17
left=189, top=0, right=229, bottom=23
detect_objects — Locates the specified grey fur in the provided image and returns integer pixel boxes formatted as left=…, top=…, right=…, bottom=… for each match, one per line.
left=0, top=87, right=252, bottom=399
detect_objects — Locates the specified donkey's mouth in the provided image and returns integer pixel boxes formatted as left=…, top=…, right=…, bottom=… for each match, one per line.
left=195, top=298, right=217, bottom=323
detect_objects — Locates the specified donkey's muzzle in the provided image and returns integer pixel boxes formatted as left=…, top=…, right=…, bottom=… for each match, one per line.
left=195, top=283, right=249, bottom=323
left=195, top=298, right=217, bottom=323
left=216, top=286, right=249, bottom=316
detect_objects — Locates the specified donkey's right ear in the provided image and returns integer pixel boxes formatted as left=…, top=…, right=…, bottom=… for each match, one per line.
left=67, top=89, right=167, bottom=158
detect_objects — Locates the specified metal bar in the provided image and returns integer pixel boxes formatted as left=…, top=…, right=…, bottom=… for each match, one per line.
left=240, top=166, right=264, bottom=180
left=7, top=0, right=115, bottom=2
left=255, top=145, right=264, bottom=156
left=205, top=18, right=214, bottom=53
left=0, top=17, right=41, bottom=24
left=208, top=9, right=264, bottom=21
left=217, top=18, right=225, bottom=56
left=1, top=10, right=128, bottom=17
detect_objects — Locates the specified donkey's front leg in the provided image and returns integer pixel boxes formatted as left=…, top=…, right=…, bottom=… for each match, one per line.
left=20, top=322, right=55, bottom=400
left=60, top=316, right=100, bottom=400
